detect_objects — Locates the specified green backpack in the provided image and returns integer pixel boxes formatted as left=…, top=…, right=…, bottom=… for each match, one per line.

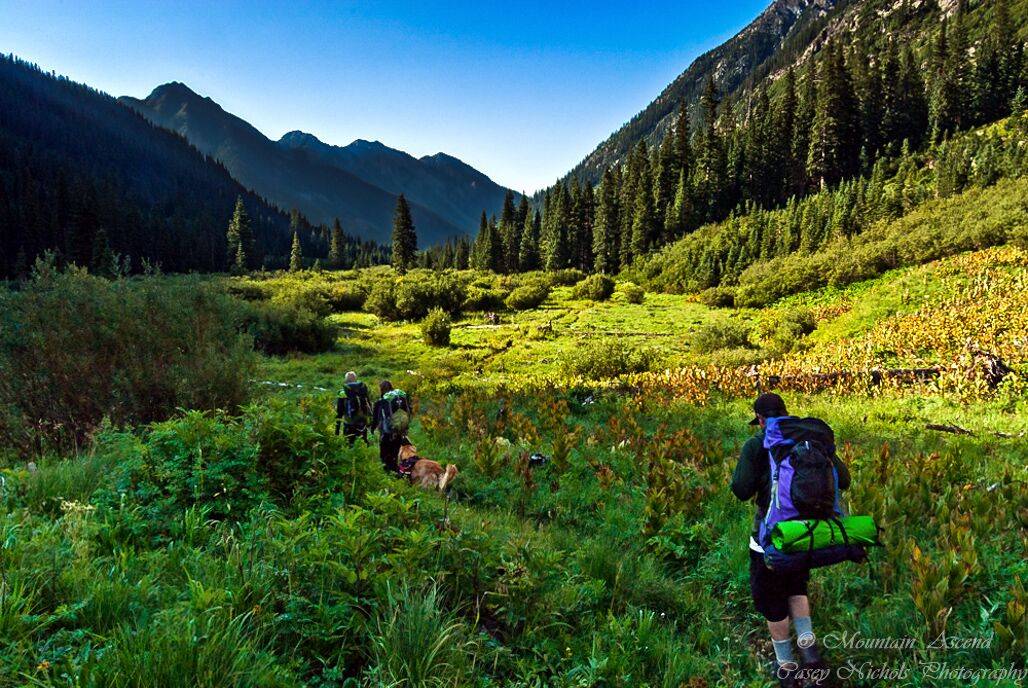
left=381, top=389, right=410, bottom=435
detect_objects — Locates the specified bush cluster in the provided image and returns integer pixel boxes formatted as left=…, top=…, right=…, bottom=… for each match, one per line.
left=364, top=270, right=466, bottom=321
left=239, top=299, right=338, bottom=355
left=614, top=281, right=646, bottom=304
left=691, top=319, right=754, bottom=354
left=572, top=274, right=615, bottom=301
left=0, top=261, right=253, bottom=452
left=562, top=338, right=661, bottom=379
left=505, top=283, right=551, bottom=311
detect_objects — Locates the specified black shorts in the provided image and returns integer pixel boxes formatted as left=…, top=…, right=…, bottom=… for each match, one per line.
left=749, top=549, right=809, bottom=622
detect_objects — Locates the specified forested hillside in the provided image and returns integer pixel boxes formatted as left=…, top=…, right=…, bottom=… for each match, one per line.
left=0, top=56, right=384, bottom=277
left=447, top=0, right=1026, bottom=288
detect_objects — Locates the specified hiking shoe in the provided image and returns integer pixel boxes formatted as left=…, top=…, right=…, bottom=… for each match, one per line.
left=774, top=661, right=800, bottom=688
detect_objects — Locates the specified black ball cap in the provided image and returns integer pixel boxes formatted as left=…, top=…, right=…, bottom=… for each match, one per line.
left=750, top=392, right=788, bottom=425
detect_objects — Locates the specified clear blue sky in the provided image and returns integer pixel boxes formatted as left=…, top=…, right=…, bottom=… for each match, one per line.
left=1, top=0, right=768, bottom=192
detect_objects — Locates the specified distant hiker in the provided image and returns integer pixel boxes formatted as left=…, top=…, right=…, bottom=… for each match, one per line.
left=731, top=393, right=851, bottom=688
left=372, top=380, right=412, bottom=473
left=336, top=371, right=372, bottom=445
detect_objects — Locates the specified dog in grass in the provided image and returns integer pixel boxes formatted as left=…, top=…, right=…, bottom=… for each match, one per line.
left=398, top=444, right=458, bottom=491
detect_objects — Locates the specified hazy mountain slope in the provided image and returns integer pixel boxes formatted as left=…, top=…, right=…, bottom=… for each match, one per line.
left=119, top=83, right=465, bottom=245
left=0, top=56, right=298, bottom=276
left=277, top=132, right=513, bottom=232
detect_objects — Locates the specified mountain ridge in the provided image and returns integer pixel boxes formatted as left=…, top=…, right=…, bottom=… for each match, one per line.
left=120, top=82, right=511, bottom=244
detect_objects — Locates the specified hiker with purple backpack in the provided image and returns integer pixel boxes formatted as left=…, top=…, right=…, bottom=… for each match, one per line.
left=732, top=393, right=869, bottom=688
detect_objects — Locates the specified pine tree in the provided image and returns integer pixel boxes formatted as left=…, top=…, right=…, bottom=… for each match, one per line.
left=774, top=67, right=798, bottom=202
left=471, top=211, right=491, bottom=270
left=390, top=194, right=417, bottom=274
left=630, top=141, right=656, bottom=257
left=852, top=36, right=883, bottom=161
left=693, top=76, right=728, bottom=222
left=974, top=0, right=1022, bottom=124
left=654, top=129, right=677, bottom=235
left=807, top=41, right=861, bottom=188
left=743, top=85, right=773, bottom=206
left=518, top=209, right=541, bottom=271
left=225, top=196, right=253, bottom=272
left=673, top=100, right=692, bottom=176
left=498, top=189, right=519, bottom=273
left=90, top=228, right=117, bottom=277
left=593, top=168, right=619, bottom=273
left=455, top=235, right=471, bottom=270
left=792, top=62, right=817, bottom=195
left=931, top=8, right=971, bottom=140
left=543, top=183, right=571, bottom=270
left=667, top=168, right=692, bottom=240
left=328, top=218, right=345, bottom=267
left=289, top=231, right=303, bottom=271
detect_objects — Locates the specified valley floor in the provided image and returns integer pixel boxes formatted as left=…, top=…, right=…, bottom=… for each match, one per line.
left=1, top=246, right=1025, bottom=687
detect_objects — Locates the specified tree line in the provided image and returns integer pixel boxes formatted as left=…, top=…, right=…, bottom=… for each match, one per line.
left=422, top=0, right=1024, bottom=276
left=0, top=54, right=387, bottom=280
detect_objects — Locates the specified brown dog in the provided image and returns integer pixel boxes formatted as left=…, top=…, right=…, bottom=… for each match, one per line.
left=398, top=444, right=459, bottom=491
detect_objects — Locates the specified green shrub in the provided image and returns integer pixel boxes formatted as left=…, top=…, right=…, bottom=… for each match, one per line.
left=421, top=308, right=452, bottom=347
left=394, top=270, right=466, bottom=320
left=692, top=319, right=754, bottom=354
left=225, top=280, right=269, bottom=301
left=754, top=307, right=818, bottom=356
left=462, top=285, right=509, bottom=312
left=324, top=281, right=367, bottom=311
left=0, top=261, right=253, bottom=453
left=240, top=300, right=337, bottom=355
left=562, top=339, right=661, bottom=379
left=505, top=283, right=551, bottom=310
left=614, top=281, right=646, bottom=304
left=572, top=274, right=615, bottom=301
left=547, top=268, right=586, bottom=287
left=365, top=585, right=480, bottom=687
left=107, top=400, right=382, bottom=523
left=365, top=278, right=401, bottom=320
left=698, top=286, right=736, bottom=308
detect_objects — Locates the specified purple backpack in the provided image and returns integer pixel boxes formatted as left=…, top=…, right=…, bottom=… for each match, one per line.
left=759, top=416, right=865, bottom=571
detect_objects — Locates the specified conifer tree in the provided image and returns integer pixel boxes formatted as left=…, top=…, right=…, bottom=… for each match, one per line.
left=593, top=168, right=620, bottom=274
left=673, top=100, right=692, bottom=177
left=667, top=168, right=692, bottom=240
left=792, top=62, right=817, bottom=195
left=328, top=218, right=345, bottom=267
left=289, top=231, right=303, bottom=271
left=518, top=209, right=541, bottom=271
left=693, top=76, right=728, bottom=222
left=498, top=189, right=519, bottom=273
left=471, top=211, right=491, bottom=270
left=630, top=141, right=656, bottom=257
left=654, top=130, right=677, bottom=234
left=226, top=196, right=253, bottom=272
left=807, top=41, right=861, bottom=188
left=455, top=235, right=471, bottom=270
left=390, top=194, right=417, bottom=274
left=775, top=67, right=798, bottom=201
left=743, top=85, right=773, bottom=205
left=930, top=8, right=971, bottom=140
left=543, top=183, right=571, bottom=270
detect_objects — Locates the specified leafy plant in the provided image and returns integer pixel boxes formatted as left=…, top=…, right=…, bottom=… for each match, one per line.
left=420, top=308, right=452, bottom=347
